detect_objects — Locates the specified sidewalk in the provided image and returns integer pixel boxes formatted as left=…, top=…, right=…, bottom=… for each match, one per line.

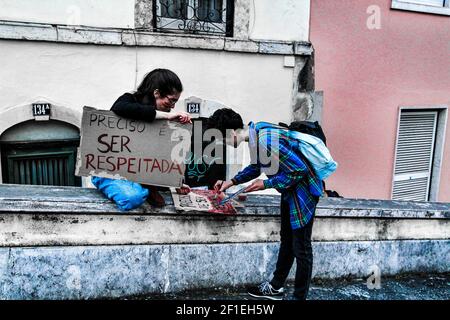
left=131, top=273, right=450, bottom=300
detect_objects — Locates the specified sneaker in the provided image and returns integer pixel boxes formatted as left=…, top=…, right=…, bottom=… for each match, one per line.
left=247, top=282, right=284, bottom=300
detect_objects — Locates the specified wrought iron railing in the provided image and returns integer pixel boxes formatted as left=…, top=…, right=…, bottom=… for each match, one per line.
left=154, top=0, right=234, bottom=36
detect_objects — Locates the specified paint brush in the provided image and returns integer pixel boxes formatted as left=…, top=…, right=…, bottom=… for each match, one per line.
left=213, top=181, right=223, bottom=200
left=218, top=186, right=247, bottom=206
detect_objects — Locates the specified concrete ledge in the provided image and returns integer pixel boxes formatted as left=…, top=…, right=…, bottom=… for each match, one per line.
left=0, top=184, right=448, bottom=246
left=0, top=20, right=313, bottom=56
left=121, top=31, right=226, bottom=50
left=0, top=240, right=447, bottom=299
left=57, top=26, right=123, bottom=45
left=1, top=184, right=448, bottom=218
left=0, top=21, right=57, bottom=42
left=224, top=38, right=259, bottom=53
left=0, top=214, right=448, bottom=247
left=0, top=184, right=448, bottom=299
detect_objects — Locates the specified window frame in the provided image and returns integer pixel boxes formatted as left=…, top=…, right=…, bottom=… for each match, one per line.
left=392, top=110, right=438, bottom=201
left=391, top=0, right=450, bottom=16
left=153, top=0, right=233, bottom=36
left=391, top=106, right=448, bottom=202
left=0, top=140, right=82, bottom=187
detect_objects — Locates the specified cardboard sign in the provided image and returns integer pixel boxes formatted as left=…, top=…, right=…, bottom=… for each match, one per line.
left=75, top=106, right=192, bottom=188
left=171, top=189, right=237, bottom=214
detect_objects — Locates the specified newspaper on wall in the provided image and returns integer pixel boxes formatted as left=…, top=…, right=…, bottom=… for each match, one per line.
left=171, top=189, right=237, bottom=214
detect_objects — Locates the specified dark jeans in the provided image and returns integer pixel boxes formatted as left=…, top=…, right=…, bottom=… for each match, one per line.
left=270, top=199, right=316, bottom=300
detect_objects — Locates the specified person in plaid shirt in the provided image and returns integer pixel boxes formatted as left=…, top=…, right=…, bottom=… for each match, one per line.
left=209, top=108, right=323, bottom=300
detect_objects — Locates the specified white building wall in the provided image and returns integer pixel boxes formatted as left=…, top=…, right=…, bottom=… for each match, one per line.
left=0, top=0, right=311, bottom=189
left=0, top=40, right=293, bottom=125
left=0, top=0, right=135, bottom=29
left=0, top=0, right=310, bottom=42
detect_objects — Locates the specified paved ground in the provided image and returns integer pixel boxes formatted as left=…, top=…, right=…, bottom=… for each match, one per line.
left=130, top=273, right=449, bottom=300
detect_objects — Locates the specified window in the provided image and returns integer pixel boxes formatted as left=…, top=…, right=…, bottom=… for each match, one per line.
left=405, top=0, right=448, bottom=6
left=0, top=120, right=81, bottom=187
left=392, top=111, right=438, bottom=201
left=2, top=147, right=80, bottom=186
left=154, top=0, right=234, bottom=36
left=391, top=0, right=450, bottom=15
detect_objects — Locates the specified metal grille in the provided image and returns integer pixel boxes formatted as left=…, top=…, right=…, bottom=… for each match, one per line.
left=10, top=156, right=69, bottom=186
left=2, top=148, right=80, bottom=187
left=392, top=111, right=438, bottom=201
left=154, top=0, right=233, bottom=36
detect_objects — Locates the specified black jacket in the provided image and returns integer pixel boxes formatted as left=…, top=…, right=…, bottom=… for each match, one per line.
left=110, top=93, right=156, bottom=122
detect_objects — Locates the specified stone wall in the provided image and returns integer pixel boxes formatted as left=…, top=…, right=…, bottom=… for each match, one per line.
left=0, top=184, right=448, bottom=299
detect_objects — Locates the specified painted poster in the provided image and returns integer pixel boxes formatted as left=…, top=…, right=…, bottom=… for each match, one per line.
left=75, top=106, right=192, bottom=187
left=171, top=189, right=237, bottom=214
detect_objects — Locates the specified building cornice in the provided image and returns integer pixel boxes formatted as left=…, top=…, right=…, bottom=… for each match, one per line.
left=0, top=20, right=313, bottom=56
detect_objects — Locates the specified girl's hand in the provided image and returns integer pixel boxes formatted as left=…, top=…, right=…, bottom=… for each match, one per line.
left=167, top=111, right=192, bottom=124
left=214, top=180, right=234, bottom=193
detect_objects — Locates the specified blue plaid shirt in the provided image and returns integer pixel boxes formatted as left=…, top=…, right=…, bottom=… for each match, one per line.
left=232, top=122, right=323, bottom=229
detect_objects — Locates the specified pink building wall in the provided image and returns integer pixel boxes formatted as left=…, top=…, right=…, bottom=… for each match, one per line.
left=310, top=0, right=450, bottom=202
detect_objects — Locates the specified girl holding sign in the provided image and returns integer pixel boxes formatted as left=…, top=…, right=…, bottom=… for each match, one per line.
left=111, top=69, right=191, bottom=124
left=92, top=69, right=191, bottom=210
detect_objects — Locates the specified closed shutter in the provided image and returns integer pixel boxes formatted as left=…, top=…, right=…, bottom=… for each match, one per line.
left=7, top=152, right=74, bottom=186
left=392, top=111, right=438, bottom=201
left=0, top=120, right=81, bottom=187
left=1, top=146, right=81, bottom=187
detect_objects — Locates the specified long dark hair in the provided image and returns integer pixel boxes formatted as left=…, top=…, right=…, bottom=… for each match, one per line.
left=134, top=69, right=183, bottom=105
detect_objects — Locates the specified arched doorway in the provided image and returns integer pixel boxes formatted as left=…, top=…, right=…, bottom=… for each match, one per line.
left=0, top=120, right=81, bottom=186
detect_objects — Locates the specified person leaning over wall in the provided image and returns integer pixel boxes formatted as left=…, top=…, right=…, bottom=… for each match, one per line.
left=209, top=108, right=323, bottom=301
left=91, top=69, right=192, bottom=210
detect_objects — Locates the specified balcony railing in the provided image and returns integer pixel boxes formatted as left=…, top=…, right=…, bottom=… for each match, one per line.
left=154, top=0, right=234, bottom=36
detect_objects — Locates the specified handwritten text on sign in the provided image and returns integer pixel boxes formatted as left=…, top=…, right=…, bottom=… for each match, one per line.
left=75, top=106, right=192, bottom=187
